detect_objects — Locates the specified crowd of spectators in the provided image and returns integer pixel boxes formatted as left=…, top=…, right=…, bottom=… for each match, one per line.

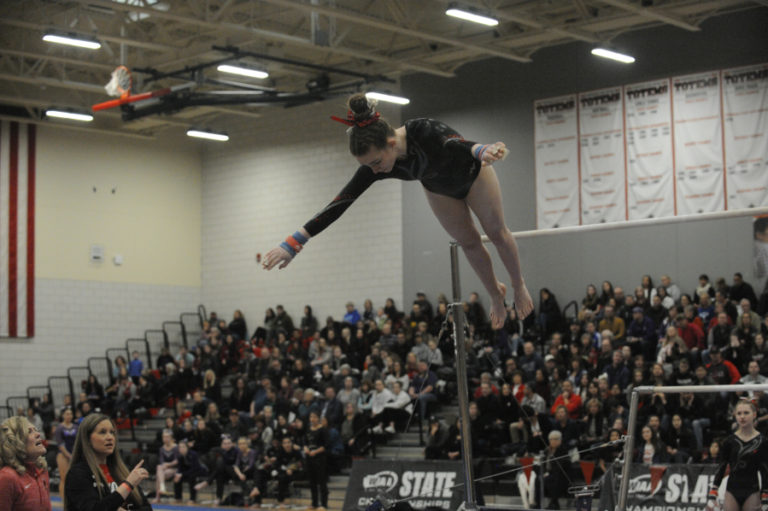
left=16, top=270, right=768, bottom=509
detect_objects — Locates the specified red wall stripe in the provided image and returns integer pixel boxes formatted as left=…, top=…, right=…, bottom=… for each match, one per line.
left=8, top=122, right=18, bottom=338
left=26, top=124, right=35, bottom=337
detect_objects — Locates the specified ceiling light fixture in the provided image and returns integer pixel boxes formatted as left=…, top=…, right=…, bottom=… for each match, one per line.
left=591, top=47, right=636, bottom=64
left=217, top=64, right=268, bottom=79
left=186, top=129, right=229, bottom=142
left=42, top=32, right=102, bottom=50
left=445, top=7, right=499, bottom=27
left=45, top=109, right=94, bottom=122
left=365, top=92, right=410, bottom=105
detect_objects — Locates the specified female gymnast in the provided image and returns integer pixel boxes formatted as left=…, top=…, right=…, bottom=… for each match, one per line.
left=263, top=93, right=534, bottom=328
left=708, top=399, right=768, bottom=511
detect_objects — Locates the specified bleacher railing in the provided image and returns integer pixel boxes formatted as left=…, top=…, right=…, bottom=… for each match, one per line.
left=162, top=320, right=187, bottom=351
left=47, top=376, right=73, bottom=409
left=87, top=357, right=112, bottom=387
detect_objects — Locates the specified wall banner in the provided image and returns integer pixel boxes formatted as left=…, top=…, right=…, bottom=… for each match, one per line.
left=579, top=86, right=626, bottom=224
left=672, top=71, right=725, bottom=215
left=343, top=459, right=465, bottom=511
left=625, top=78, right=676, bottom=220
left=535, top=94, right=580, bottom=229
left=723, top=63, right=768, bottom=209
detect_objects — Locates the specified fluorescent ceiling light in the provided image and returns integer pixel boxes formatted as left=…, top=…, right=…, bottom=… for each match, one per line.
left=217, top=64, right=268, bottom=79
left=591, top=47, right=635, bottom=64
left=45, top=109, right=94, bottom=122
left=445, top=8, right=499, bottom=27
left=365, top=92, right=410, bottom=105
left=187, top=129, right=229, bottom=142
left=42, top=33, right=101, bottom=50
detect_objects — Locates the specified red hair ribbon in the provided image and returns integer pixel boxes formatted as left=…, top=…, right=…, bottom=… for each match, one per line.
left=330, top=110, right=380, bottom=128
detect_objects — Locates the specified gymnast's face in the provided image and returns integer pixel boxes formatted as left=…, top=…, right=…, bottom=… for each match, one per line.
left=356, top=139, right=398, bottom=174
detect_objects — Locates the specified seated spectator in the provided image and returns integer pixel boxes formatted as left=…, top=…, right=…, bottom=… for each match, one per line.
left=193, top=417, right=218, bottom=456
left=579, top=398, right=608, bottom=450
left=541, top=430, right=572, bottom=510
left=522, top=379, right=547, bottom=415
left=519, top=342, right=545, bottom=382
left=627, top=306, right=658, bottom=358
left=699, top=439, right=721, bottom=464
left=173, top=440, right=207, bottom=504
left=636, top=425, right=668, bottom=464
left=599, top=306, right=626, bottom=344
left=522, top=405, right=553, bottom=455
left=597, top=428, right=624, bottom=476
left=657, top=325, right=688, bottom=370
left=154, top=429, right=179, bottom=502
left=603, top=350, right=630, bottom=390
left=706, top=347, right=740, bottom=385
left=730, top=272, right=758, bottom=308
left=380, top=381, right=412, bottom=433
left=338, top=376, right=361, bottom=408
left=194, top=434, right=239, bottom=505
left=662, top=414, right=695, bottom=463
left=341, top=403, right=370, bottom=458
left=425, top=416, right=449, bottom=460
left=264, top=436, right=300, bottom=506
left=550, top=380, right=582, bottom=419
left=409, top=361, right=438, bottom=420
left=537, top=288, right=563, bottom=339
left=550, top=405, right=580, bottom=449
left=320, top=387, right=344, bottom=432
left=223, top=409, right=249, bottom=440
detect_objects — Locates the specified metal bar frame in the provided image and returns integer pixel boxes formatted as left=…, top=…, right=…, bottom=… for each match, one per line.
left=447, top=206, right=768, bottom=510
left=617, top=384, right=768, bottom=510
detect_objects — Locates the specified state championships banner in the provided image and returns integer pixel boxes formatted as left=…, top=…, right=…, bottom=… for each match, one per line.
left=722, top=63, right=768, bottom=209
left=625, top=78, right=676, bottom=220
left=535, top=94, right=580, bottom=229
left=672, top=70, right=725, bottom=215
left=579, top=86, right=626, bottom=224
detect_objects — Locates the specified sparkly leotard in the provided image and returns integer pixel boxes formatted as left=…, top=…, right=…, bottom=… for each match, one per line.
left=304, top=118, right=480, bottom=237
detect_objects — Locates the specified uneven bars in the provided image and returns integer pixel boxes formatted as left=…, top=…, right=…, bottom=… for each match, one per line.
left=448, top=206, right=768, bottom=246
left=617, top=383, right=768, bottom=511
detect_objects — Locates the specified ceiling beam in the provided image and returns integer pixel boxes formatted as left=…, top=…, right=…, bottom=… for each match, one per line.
left=0, top=18, right=178, bottom=52
left=599, top=0, right=701, bottom=31
left=0, top=72, right=105, bottom=94
left=258, top=0, right=533, bottom=63
left=66, top=0, right=455, bottom=78
left=0, top=49, right=113, bottom=71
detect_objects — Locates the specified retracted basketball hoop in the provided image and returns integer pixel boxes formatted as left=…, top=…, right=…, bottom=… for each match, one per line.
left=92, top=65, right=194, bottom=112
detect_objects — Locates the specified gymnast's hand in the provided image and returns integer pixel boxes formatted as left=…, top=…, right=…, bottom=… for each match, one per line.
left=263, top=245, right=293, bottom=270
left=474, top=142, right=508, bottom=166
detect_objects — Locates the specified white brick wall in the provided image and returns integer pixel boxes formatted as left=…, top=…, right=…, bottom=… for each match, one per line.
left=201, top=100, right=405, bottom=329
left=0, top=279, right=200, bottom=405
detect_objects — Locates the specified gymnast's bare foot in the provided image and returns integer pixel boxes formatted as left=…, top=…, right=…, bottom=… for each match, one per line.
left=514, top=283, right=534, bottom=319
left=489, top=282, right=507, bottom=330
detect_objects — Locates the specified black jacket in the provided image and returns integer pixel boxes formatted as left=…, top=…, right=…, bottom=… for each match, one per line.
left=65, top=461, right=151, bottom=511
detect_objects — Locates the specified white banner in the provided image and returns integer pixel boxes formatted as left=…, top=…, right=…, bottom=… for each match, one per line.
left=723, top=63, right=768, bottom=210
left=672, top=71, right=725, bottom=215
left=579, top=87, right=626, bottom=224
left=535, top=95, right=580, bottom=228
left=625, top=78, right=676, bottom=220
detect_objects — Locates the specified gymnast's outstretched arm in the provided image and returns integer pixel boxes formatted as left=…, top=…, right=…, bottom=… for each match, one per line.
left=262, top=165, right=380, bottom=270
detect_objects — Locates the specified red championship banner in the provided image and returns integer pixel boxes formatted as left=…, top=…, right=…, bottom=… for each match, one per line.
left=579, top=87, right=626, bottom=224
left=535, top=94, right=580, bottom=229
left=0, top=121, right=36, bottom=339
left=672, top=71, right=725, bottom=215
left=625, top=78, right=675, bottom=220
left=722, top=63, right=768, bottom=210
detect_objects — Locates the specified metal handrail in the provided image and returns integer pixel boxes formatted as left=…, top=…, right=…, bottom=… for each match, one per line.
left=163, top=320, right=187, bottom=350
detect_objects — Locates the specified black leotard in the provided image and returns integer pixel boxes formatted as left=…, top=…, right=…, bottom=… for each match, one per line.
left=304, top=118, right=480, bottom=236
left=713, top=433, right=768, bottom=505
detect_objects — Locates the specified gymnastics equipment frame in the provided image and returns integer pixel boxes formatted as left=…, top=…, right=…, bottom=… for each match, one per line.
left=447, top=206, right=768, bottom=510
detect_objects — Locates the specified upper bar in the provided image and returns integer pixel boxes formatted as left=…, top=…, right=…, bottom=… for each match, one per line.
left=633, top=384, right=768, bottom=394
left=447, top=206, right=768, bottom=245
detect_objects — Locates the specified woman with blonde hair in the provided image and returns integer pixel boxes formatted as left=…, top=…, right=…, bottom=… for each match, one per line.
left=0, top=416, right=50, bottom=510
left=63, top=413, right=151, bottom=510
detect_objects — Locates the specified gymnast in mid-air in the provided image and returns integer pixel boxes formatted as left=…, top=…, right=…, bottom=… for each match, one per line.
left=263, top=93, right=534, bottom=328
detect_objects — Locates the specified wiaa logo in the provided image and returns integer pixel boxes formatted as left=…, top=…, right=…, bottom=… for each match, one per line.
left=363, top=471, right=398, bottom=493
left=628, top=474, right=663, bottom=497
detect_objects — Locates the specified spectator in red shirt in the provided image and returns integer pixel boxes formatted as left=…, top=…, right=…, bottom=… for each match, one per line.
left=550, top=380, right=583, bottom=420
left=676, top=314, right=705, bottom=360
left=0, top=416, right=51, bottom=511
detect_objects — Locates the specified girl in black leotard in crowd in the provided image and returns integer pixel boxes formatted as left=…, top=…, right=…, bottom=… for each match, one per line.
left=709, top=399, right=768, bottom=511
left=263, top=93, right=534, bottom=329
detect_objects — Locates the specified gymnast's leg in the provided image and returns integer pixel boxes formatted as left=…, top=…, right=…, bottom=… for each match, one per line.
left=737, top=492, right=760, bottom=511
left=424, top=189, right=508, bottom=328
left=465, top=165, right=534, bottom=320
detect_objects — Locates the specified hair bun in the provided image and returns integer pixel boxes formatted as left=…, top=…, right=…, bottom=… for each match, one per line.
left=347, top=93, right=376, bottom=122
